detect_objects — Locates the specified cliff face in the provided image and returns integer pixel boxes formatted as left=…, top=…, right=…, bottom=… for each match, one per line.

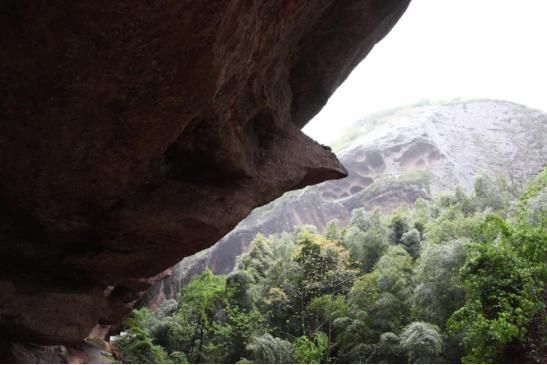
left=0, top=0, right=411, bottom=350
left=149, top=100, right=546, bottom=291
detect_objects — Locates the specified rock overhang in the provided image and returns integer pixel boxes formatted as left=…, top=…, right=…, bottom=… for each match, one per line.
left=0, top=0, right=411, bottom=346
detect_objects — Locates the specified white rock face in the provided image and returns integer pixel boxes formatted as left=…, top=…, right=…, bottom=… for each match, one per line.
left=336, top=99, right=546, bottom=196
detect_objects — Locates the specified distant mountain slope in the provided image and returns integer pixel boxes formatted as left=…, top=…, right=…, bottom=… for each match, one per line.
left=141, top=99, right=546, bottom=304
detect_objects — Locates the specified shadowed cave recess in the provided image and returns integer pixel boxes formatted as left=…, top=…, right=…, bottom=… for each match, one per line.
left=0, top=0, right=411, bottom=360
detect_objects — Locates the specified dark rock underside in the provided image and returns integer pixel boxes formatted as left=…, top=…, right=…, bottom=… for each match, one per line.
left=0, top=0, right=410, bottom=350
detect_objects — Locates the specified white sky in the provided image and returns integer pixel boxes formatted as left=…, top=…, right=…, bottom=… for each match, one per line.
left=303, top=0, right=547, bottom=144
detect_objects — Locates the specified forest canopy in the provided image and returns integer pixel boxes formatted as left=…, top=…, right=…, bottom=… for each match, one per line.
left=115, top=170, right=546, bottom=364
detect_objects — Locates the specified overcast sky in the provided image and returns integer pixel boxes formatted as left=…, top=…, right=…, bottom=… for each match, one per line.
left=303, top=0, right=547, bottom=144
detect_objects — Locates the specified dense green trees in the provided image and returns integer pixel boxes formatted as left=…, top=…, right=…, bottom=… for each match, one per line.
left=447, top=171, right=547, bottom=363
left=116, top=171, right=546, bottom=363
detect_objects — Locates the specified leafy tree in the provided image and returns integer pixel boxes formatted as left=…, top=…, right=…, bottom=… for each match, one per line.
left=376, top=245, right=414, bottom=302
left=400, top=228, right=421, bottom=259
left=474, top=175, right=489, bottom=198
left=448, top=240, right=539, bottom=362
left=292, top=332, right=328, bottom=364
left=258, top=236, right=298, bottom=301
left=209, top=305, right=265, bottom=363
left=325, top=219, right=342, bottom=242
left=294, top=231, right=356, bottom=305
left=173, top=270, right=226, bottom=363
left=413, top=239, right=466, bottom=327
left=149, top=316, right=181, bottom=351
left=524, top=188, right=547, bottom=227
left=349, top=208, right=374, bottom=232
left=114, top=308, right=171, bottom=364
left=262, top=287, right=292, bottom=333
left=170, top=352, right=189, bottom=364
left=400, top=322, right=443, bottom=363
left=343, top=222, right=388, bottom=272
left=156, top=299, right=178, bottom=317
left=374, top=332, right=406, bottom=364
left=424, top=206, right=482, bottom=245
left=115, top=330, right=171, bottom=364
left=308, top=295, right=349, bottom=332
left=307, top=294, right=348, bottom=357
left=226, top=270, right=254, bottom=311
left=334, top=272, right=380, bottom=362
left=332, top=316, right=374, bottom=363
left=474, top=175, right=510, bottom=212
left=448, top=211, right=545, bottom=363
left=454, top=186, right=478, bottom=216
left=388, top=213, right=411, bottom=245
left=238, top=234, right=274, bottom=282
left=244, top=333, right=293, bottom=364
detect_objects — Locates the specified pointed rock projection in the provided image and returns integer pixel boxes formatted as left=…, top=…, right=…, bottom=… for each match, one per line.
left=0, top=0, right=410, bottom=346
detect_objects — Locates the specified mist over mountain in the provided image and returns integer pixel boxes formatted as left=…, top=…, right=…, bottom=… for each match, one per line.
left=142, top=99, right=546, bottom=305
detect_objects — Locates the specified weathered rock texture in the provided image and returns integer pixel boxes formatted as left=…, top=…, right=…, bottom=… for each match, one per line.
left=0, top=0, right=411, bottom=350
left=145, top=99, right=546, bottom=295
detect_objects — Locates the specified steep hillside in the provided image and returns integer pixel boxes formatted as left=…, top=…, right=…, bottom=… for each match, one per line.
left=141, top=99, right=546, bottom=304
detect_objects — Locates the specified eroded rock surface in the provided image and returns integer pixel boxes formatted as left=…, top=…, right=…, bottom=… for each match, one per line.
left=0, top=0, right=411, bottom=350
left=148, top=99, right=546, bottom=292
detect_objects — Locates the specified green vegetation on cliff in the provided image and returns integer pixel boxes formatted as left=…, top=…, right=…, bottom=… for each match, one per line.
left=115, top=170, right=546, bottom=363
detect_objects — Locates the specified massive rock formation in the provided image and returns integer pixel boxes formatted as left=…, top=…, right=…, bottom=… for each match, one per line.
left=0, top=0, right=411, bottom=352
left=143, top=99, right=546, bottom=294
